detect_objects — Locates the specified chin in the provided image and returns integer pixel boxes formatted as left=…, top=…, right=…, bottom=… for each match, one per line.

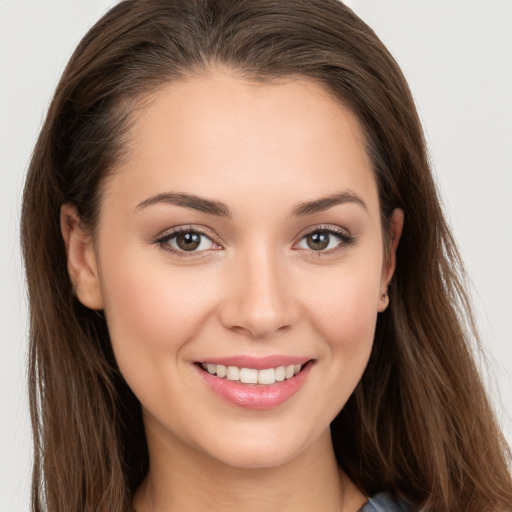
left=209, top=447, right=301, bottom=470
left=194, top=422, right=326, bottom=470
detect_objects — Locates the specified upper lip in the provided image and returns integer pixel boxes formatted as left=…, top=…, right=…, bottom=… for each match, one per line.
left=197, top=355, right=312, bottom=369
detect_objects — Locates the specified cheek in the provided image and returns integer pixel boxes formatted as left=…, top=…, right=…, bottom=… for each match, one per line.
left=97, top=248, right=217, bottom=382
left=305, top=259, right=381, bottom=347
left=324, top=281, right=378, bottom=376
left=301, top=258, right=382, bottom=399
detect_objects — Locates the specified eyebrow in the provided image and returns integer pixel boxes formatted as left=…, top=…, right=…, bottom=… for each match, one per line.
left=135, top=190, right=367, bottom=217
left=292, top=191, right=367, bottom=216
left=135, top=192, right=232, bottom=217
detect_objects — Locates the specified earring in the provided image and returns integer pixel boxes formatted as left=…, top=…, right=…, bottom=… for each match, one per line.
left=381, top=291, right=388, bottom=303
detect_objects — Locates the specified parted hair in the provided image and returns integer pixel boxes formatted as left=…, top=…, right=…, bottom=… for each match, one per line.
left=21, top=1, right=512, bottom=511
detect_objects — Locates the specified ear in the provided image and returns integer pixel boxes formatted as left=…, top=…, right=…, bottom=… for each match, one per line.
left=378, top=208, right=404, bottom=312
left=60, top=204, right=104, bottom=310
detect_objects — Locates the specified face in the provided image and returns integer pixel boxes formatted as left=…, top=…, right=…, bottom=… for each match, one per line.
left=63, top=71, right=401, bottom=469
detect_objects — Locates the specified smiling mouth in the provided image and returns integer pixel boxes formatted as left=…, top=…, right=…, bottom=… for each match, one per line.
left=198, top=361, right=312, bottom=385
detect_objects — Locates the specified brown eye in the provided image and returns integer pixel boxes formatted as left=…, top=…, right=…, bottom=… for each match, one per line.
left=157, top=229, right=218, bottom=254
left=306, top=231, right=331, bottom=251
left=176, top=232, right=201, bottom=251
left=295, top=227, right=354, bottom=253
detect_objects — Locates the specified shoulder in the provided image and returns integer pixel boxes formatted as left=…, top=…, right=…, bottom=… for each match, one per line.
left=359, top=493, right=412, bottom=512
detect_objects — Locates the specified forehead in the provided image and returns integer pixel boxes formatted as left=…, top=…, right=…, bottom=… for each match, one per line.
left=104, top=71, right=379, bottom=218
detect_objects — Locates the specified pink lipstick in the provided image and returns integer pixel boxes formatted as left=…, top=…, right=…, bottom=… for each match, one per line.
left=195, top=356, right=313, bottom=409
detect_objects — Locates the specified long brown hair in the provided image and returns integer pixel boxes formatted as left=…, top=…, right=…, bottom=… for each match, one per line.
left=21, top=1, right=512, bottom=511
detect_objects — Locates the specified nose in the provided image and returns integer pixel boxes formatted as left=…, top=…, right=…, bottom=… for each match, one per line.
left=219, top=246, right=298, bottom=339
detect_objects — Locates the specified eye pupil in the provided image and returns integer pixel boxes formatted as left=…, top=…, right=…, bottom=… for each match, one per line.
left=307, top=231, right=330, bottom=250
left=176, top=232, right=201, bottom=251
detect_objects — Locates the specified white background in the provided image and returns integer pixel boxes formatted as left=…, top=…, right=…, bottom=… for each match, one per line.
left=1, top=1, right=511, bottom=509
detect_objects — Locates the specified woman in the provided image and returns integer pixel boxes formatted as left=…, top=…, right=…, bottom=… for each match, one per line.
left=21, top=1, right=512, bottom=511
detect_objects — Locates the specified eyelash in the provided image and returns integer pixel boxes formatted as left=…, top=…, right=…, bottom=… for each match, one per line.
left=154, top=226, right=221, bottom=257
left=294, top=225, right=356, bottom=255
left=154, top=225, right=356, bottom=257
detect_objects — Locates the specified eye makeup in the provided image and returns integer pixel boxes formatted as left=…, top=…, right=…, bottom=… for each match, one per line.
left=153, top=225, right=223, bottom=257
left=152, top=222, right=356, bottom=259
left=293, top=224, right=356, bottom=255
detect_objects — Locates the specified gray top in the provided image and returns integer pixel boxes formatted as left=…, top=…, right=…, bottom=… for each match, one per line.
left=359, top=493, right=412, bottom=512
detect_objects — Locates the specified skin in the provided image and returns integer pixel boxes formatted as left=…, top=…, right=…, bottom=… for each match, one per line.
left=62, top=70, right=403, bottom=512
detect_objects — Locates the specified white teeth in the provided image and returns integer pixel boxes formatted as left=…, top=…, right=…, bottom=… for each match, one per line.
left=258, top=368, right=276, bottom=385
left=275, top=366, right=286, bottom=382
left=201, top=362, right=304, bottom=384
left=226, top=366, right=240, bottom=381
left=240, top=368, right=258, bottom=384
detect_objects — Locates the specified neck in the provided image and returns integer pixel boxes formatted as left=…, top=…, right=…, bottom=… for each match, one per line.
left=133, top=419, right=367, bottom=512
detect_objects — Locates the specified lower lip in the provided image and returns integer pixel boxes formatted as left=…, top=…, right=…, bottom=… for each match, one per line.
left=196, top=362, right=313, bottom=410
